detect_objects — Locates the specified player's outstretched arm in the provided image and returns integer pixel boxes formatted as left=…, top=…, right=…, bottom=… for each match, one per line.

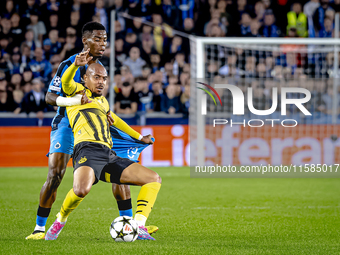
left=61, top=50, right=92, bottom=96
left=108, top=111, right=154, bottom=144
left=46, top=91, right=90, bottom=107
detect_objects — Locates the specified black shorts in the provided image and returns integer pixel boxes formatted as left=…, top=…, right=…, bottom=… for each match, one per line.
left=73, top=142, right=135, bottom=184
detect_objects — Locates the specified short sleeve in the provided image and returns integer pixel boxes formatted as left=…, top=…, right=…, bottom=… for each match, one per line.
left=48, top=62, right=70, bottom=95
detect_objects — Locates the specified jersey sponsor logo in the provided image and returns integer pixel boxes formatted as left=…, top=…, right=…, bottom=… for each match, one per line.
left=54, top=142, right=61, bottom=149
left=127, top=147, right=138, bottom=159
left=49, top=85, right=61, bottom=92
left=78, top=156, right=87, bottom=164
left=78, top=130, right=81, bottom=135
left=53, top=76, right=61, bottom=86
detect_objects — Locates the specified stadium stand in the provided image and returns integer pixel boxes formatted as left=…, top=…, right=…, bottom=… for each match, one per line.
left=0, top=0, right=339, bottom=125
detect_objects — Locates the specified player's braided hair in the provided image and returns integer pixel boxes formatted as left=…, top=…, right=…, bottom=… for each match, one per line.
left=82, top=22, right=106, bottom=37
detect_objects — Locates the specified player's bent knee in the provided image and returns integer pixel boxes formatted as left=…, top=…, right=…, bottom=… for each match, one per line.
left=73, top=185, right=91, bottom=198
left=147, top=172, right=162, bottom=184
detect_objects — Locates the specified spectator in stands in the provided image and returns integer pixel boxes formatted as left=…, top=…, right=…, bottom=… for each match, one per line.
left=154, top=70, right=165, bottom=84
left=168, top=74, right=179, bottom=86
left=59, top=28, right=79, bottom=60
left=180, top=84, right=190, bottom=117
left=1, top=17, right=12, bottom=39
left=319, top=17, right=333, bottom=37
left=123, top=47, right=146, bottom=77
left=10, top=13, right=25, bottom=47
left=151, top=80, right=163, bottom=112
left=140, top=35, right=153, bottom=66
left=46, top=13, right=60, bottom=35
left=115, top=37, right=126, bottom=62
left=13, top=89, right=24, bottom=108
left=254, top=1, right=265, bottom=24
left=10, top=73, right=22, bottom=90
left=114, top=81, right=138, bottom=115
left=130, top=17, right=143, bottom=35
left=0, top=51, right=10, bottom=79
left=182, top=17, right=196, bottom=34
left=150, top=51, right=161, bottom=73
left=23, top=29, right=39, bottom=52
left=250, top=19, right=261, bottom=37
left=124, top=29, right=139, bottom=52
left=19, top=78, right=50, bottom=116
left=313, top=0, right=334, bottom=33
left=239, top=12, right=252, bottom=37
left=164, top=35, right=184, bottom=63
left=44, top=30, right=62, bottom=59
left=120, top=65, right=135, bottom=84
left=22, top=67, right=33, bottom=84
left=134, top=77, right=153, bottom=112
left=8, top=52, right=22, bottom=74
left=152, top=13, right=172, bottom=54
left=161, top=83, right=181, bottom=114
left=0, top=77, right=18, bottom=112
left=20, top=0, right=40, bottom=22
left=179, top=72, right=190, bottom=87
left=94, top=0, right=108, bottom=29
left=40, top=0, right=60, bottom=18
left=26, top=10, right=46, bottom=45
left=129, top=0, right=154, bottom=17
left=69, top=11, right=82, bottom=38
left=0, top=37, right=10, bottom=56
left=29, top=47, right=52, bottom=83
left=260, top=9, right=282, bottom=37
left=173, top=51, right=186, bottom=76
left=208, top=24, right=223, bottom=37
left=243, top=56, right=256, bottom=78
left=2, top=0, right=15, bottom=19
left=287, top=3, right=308, bottom=38
left=161, top=0, right=180, bottom=28
left=141, top=65, right=152, bottom=79
left=206, top=62, right=219, bottom=79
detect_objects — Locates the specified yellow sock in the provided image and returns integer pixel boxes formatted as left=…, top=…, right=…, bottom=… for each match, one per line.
left=135, top=182, right=161, bottom=226
left=58, top=189, right=84, bottom=222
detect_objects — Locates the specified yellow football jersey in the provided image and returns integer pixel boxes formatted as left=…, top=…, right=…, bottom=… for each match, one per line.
left=61, top=63, right=141, bottom=148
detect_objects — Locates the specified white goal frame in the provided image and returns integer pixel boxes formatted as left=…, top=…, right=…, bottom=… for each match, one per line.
left=190, top=18, right=340, bottom=166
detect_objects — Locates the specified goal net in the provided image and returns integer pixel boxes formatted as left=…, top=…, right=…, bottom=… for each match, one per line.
left=190, top=37, right=340, bottom=170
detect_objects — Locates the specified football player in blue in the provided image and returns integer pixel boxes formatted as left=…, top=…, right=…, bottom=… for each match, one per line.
left=26, top=22, right=158, bottom=240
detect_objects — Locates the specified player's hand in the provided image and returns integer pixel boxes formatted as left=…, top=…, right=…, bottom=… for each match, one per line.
left=107, top=112, right=114, bottom=126
left=74, top=49, right=93, bottom=67
left=76, top=89, right=91, bottom=104
left=141, top=134, right=154, bottom=144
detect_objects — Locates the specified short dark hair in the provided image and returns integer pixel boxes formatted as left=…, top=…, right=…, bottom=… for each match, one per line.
left=82, top=22, right=106, bottom=37
left=135, top=77, right=148, bottom=83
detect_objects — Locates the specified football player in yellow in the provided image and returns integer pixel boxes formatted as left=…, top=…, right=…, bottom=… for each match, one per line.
left=45, top=50, right=161, bottom=241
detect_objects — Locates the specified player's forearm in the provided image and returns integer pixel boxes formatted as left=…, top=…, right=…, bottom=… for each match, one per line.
left=111, top=111, right=142, bottom=140
left=46, top=92, right=58, bottom=106
left=61, top=63, right=78, bottom=95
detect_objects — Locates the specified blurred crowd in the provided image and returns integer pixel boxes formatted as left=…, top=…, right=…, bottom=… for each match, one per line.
left=0, top=0, right=339, bottom=120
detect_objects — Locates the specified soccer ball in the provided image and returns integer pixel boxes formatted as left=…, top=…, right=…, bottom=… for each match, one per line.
left=110, top=216, right=139, bottom=242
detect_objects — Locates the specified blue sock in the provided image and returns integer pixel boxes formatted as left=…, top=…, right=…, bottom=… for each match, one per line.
left=119, top=209, right=133, bottom=217
left=117, top=199, right=133, bottom=217
left=36, top=215, right=48, bottom=227
left=34, top=206, right=51, bottom=232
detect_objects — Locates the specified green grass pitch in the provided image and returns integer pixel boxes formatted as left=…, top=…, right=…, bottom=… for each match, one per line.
left=0, top=167, right=340, bottom=254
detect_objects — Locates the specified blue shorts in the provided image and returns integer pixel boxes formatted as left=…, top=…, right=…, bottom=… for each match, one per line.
left=48, top=125, right=74, bottom=156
